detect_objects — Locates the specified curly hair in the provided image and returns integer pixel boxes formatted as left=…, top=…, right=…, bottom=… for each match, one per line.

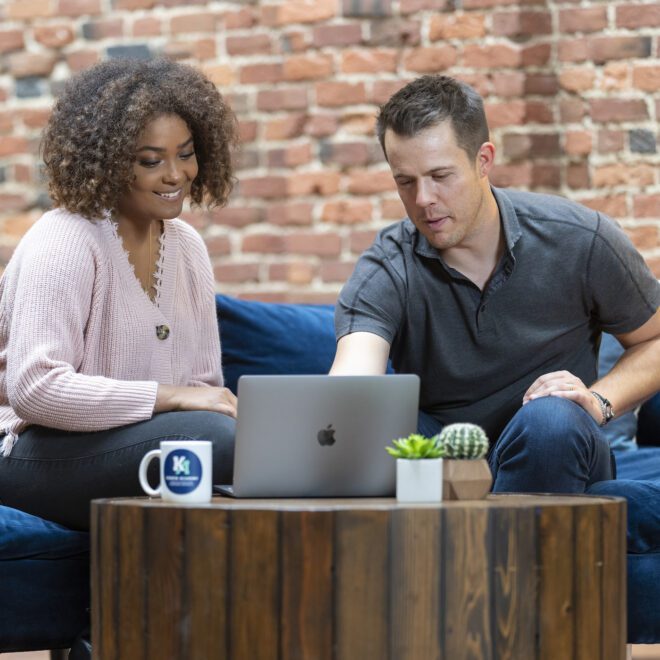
left=41, top=58, right=238, bottom=219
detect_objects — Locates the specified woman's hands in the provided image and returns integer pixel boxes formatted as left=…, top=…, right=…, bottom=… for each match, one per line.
left=155, top=385, right=237, bottom=418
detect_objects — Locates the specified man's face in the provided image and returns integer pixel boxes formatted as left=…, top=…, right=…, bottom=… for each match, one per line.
left=385, top=121, right=492, bottom=253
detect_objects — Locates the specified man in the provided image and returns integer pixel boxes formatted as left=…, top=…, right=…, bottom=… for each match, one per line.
left=331, top=75, right=660, bottom=493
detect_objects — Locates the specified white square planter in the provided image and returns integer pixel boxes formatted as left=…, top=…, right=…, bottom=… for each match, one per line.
left=396, top=458, right=443, bottom=502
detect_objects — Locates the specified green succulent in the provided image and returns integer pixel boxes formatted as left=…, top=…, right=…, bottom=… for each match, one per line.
left=386, top=433, right=445, bottom=459
left=434, top=423, right=489, bottom=459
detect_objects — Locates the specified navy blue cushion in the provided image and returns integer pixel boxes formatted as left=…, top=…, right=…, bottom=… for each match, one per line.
left=0, top=505, right=89, bottom=560
left=216, top=294, right=336, bottom=394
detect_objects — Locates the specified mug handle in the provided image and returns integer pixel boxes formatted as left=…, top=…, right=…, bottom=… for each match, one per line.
left=139, top=449, right=161, bottom=497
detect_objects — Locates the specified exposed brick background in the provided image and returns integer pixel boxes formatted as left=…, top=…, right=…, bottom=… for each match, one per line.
left=0, top=0, right=658, bottom=303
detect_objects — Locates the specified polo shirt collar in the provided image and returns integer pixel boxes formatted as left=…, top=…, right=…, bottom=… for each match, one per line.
left=412, top=185, right=522, bottom=259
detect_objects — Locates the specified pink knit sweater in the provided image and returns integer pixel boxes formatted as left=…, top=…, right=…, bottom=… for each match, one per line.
left=0, top=209, right=223, bottom=455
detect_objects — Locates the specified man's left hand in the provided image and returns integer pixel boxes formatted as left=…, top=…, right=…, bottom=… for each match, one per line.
left=523, top=370, right=602, bottom=424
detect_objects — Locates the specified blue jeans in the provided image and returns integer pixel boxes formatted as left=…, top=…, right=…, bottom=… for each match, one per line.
left=0, top=411, right=235, bottom=530
left=418, top=397, right=614, bottom=493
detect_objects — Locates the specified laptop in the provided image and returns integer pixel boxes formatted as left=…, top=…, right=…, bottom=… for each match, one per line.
left=214, top=374, right=420, bottom=498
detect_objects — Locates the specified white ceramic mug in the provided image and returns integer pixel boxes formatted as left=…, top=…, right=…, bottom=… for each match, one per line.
left=138, top=440, right=212, bottom=503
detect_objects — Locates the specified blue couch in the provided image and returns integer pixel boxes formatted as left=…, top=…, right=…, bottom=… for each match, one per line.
left=1, top=293, right=659, bottom=651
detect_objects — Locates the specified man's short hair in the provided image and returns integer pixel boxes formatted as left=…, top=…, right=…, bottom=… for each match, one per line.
left=376, top=75, right=490, bottom=161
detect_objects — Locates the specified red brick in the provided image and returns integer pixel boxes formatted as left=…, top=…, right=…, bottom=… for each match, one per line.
left=400, top=0, right=449, bottom=13
left=565, top=131, right=592, bottom=156
left=242, top=234, right=286, bottom=253
left=166, top=38, right=216, bottom=61
left=567, top=162, right=590, bottom=190
left=265, top=114, right=307, bottom=140
left=287, top=292, right=339, bottom=305
left=204, top=234, right=231, bottom=256
left=261, top=0, right=336, bottom=26
left=593, top=164, right=655, bottom=188
left=0, top=137, right=29, bottom=158
left=226, top=34, right=272, bottom=56
left=266, top=203, right=314, bottom=226
left=589, top=37, right=652, bottom=64
left=347, top=170, right=396, bottom=195
left=368, top=18, right=421, bottom=47
left=429, top=13, right=485, bottom=40
left=320, top=142, right=371, bottom=168
left=370, top=79, right=408, bottom=104
left=341, top=49, right=398, bottom=74
left=559, top=67, right=595, bottom=93
left=633, top=194, right=660, bottom=218
left=647, top=257, right=660, bottom=279
left=66, top=49, right=99, bottom=72
left=350, top=229, right=379, bottom=253
left=320, top=260, right=357, bottom=282
left=240, top=176, right=288, bottom=199
left=287, top=172, right=341, bottom=196
left=0, top=112, right=13, bottom=134
left=633, top=65, right=660, bottom=92
left=578, top=195, right=627, bottom=218
left=316, top=82, right=366, bottom=107
left=492, top=10, right=551, bottom=37
left=313, top=24, right=363, bottom=47
left=598, top=130, right=625, bottom=154
left=531, top=164, right=560, bottom=190
left=484, top=100, right=526, bottom=128
left=403, top=46, right=457, bottom=73
left=502, top=133, right=560, bottom=160
left=341, top=114, right=378, bottom=136
left=214, top=263, right=261, bottom=283
left=381, top=197, right=405, bottom=219
left=231, top=146, right=257, bottom=170
left=0, top=30, right=25, bottom=53
left=201, top=65, right=234, bottom=87
left=57, top=0, right=101, bottom=17
left=617, top=4, right=660, bottom=29
left=34, top=24, right=75, bottom=47
left=524, top=73, right=558, bottom=96
left=342, top=0, right=392, bottom=17
left=305, top=114, right=339, bottom=137
left=589, top=99, right=648, bottom=123
left=322, top=200, right=373, bottom=224
left=114, top=0, right=154, bottom=9
left=600, top=62, right=630, bottom=92
left=170, top=12, right=218, bottom=33
left=2, top=211, right=38, bottom=237
left=489, top=163, right=533, bottom=188
left=240, top=63, right=284, bottom=85
left=238, top=292, right=289, bottom=304
left=626, top=226, right=659, bottom=250
left=133, top=17, right=161, bottom=37
left=268, top=262, right=316, bottom=285
left=7, top=0, right=54, bottom=19
left=238, top=120, right=258, bottom=143
left=209, top=207, right=264, bottom=228
left=463, top=44, right=521, bottom=68
left=521, top=43, right=551, bottom=66
left=559, top=98, right=586, bottom=123
left=257, top=88, right=308, bottom=112
left=491, top=71, right=524, bottom=97
left=283, top=54, right=334, bottom=81
left=268, top=143, right=312, bottom=168
left=11, top=163, right=35, bottom=184
left=558, top=39, right=589, bottom=63
left=559, top=7, right=607, bottom=33
left=8, top=52, right=57, bottom=78
left=224, top=8, right=256, bottom=29
left=19, top=108, right=51, bottom=129
left=283, top=232, right=342, bottom=257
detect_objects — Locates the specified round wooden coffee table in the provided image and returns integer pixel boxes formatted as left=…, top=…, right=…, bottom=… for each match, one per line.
left=91, top=494, right=626, bottom=660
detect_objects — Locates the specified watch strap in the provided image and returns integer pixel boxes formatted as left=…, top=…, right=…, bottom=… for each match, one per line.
left=590, top=391, right=616, bottom=426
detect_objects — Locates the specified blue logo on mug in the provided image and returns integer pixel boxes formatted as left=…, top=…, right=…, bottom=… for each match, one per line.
left=164, top=449, right=203, bottom=494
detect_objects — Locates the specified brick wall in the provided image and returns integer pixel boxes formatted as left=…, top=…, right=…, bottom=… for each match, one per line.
left=0, top=0, right=658, bottom=302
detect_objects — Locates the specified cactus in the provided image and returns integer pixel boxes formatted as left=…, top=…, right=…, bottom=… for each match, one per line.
left=386, top=433, right=444, bottom=459
left=435, top=423, right=489, bottom=459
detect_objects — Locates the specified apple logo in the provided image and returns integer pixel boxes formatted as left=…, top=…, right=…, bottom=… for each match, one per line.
left=317, top=424, right=336, bottom=447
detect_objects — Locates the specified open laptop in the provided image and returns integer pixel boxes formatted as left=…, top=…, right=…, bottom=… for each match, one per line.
left=214, top=374, right=420, bottom=498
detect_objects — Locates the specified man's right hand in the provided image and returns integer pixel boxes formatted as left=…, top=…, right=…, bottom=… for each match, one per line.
left=155, top=385, right=237, bottom=418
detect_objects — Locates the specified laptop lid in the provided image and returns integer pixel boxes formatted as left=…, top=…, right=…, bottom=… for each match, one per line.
left=222, top=374, right=420, bottom=498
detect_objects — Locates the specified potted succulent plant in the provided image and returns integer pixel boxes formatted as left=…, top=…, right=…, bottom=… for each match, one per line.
left=386, top=423, right=492, bottom=502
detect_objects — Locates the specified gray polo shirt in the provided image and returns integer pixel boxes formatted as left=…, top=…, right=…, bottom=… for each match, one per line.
left=335, top=187, right=660, bottom=441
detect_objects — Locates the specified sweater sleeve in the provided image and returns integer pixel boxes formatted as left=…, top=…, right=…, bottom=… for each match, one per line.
left=5, top=219, right=158, bottom=431
left=175, top=222, right=223, bottom=388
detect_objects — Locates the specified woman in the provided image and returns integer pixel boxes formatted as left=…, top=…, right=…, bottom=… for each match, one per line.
left=0, top=58, right=238, bottom=530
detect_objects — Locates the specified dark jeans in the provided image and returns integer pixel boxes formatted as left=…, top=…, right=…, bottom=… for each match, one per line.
left=0, top=411, right=235, bottom=530
left=418, top=396, right=614, bottom=493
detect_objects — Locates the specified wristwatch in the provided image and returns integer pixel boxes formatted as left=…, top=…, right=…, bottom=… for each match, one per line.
left=590, top=391, right=616, bottom=426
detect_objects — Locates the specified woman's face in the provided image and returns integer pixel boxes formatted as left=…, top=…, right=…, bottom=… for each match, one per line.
left=116, top=113, right=199, bottom=225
